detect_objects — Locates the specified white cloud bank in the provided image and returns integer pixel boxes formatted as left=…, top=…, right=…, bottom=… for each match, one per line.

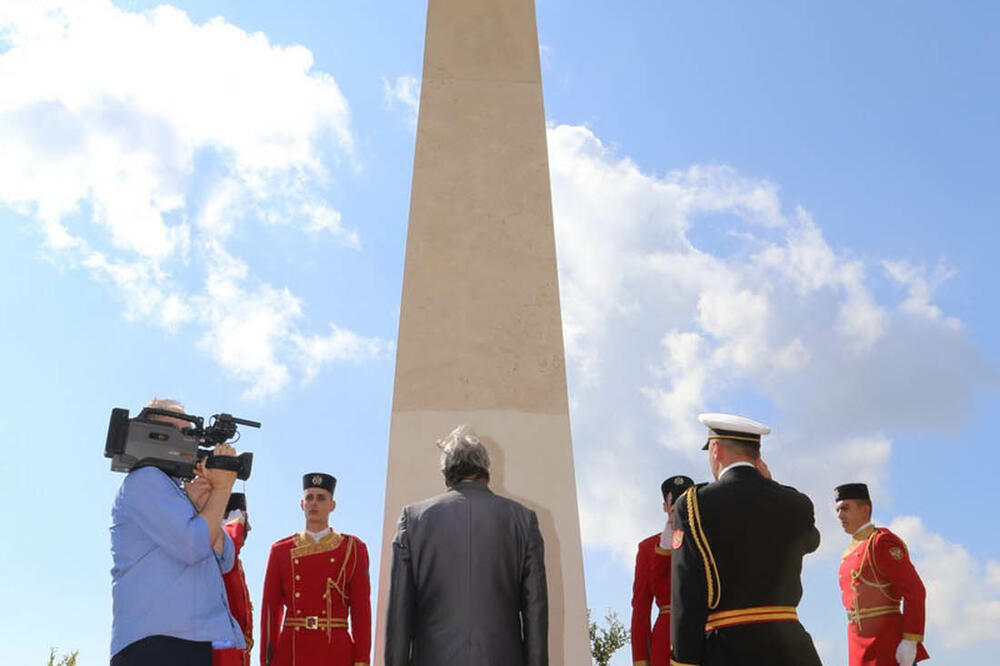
left=891, top=516, right=1000, bottom=648
left=547, top=124, right=996, bottom=600
left=0, top=0, right=387, bottom=397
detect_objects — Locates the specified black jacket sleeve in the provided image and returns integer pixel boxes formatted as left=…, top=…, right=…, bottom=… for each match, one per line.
left=521, top=509, right=549, bottom=666
left=798, top=492, right=821, bottom=555
left=670, top=493, right=708, bottom=666
left=385, top=507, right=416, bottom=666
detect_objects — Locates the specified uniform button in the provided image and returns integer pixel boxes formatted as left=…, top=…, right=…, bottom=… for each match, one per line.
left=294, top=559, right=299, bottom=564
left=295, top=592, right=300, bottom=598
left=330, top=558, right=335, bottom=562
left=296, top=610, right=301, bottom=614
left=295, top=627, right=300, bottom=632
left=295, top=575, right=300, bottom=581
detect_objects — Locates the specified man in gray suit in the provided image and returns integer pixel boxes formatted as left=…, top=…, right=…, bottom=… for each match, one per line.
left=385, top=425, right=548, bottom=666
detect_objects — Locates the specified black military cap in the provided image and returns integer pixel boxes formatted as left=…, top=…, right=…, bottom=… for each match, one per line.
left=303, top=472, right=336, bottom=495
left=225, top=492, right=247, bottom=513
left=835, top=483, right=870, bottom=502
left=661, top=475, right=695, bottom=503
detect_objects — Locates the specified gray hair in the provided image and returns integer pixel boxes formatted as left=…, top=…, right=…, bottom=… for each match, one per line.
left=146, top=397, right=185, bottom=414
left=438, top=424, right=491, bottom=485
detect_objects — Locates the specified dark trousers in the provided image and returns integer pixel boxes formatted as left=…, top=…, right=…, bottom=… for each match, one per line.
left=111, top=635, right=212, bottom=666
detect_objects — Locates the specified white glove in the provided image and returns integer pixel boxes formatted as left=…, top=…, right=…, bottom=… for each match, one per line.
left=659, top=518, right=671, bottom=550
left=224, top=509, right=246, bottom=524
left=895, top=639, right=917, bottom=666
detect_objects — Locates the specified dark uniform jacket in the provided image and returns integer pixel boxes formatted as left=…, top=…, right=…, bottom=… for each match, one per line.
left=384, top=480, right=548, bottom=666
left=670, top=465, right=822, bottom=666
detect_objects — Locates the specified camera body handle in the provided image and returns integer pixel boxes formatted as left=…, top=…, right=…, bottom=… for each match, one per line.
left=204, top=452, right=254, bottom=481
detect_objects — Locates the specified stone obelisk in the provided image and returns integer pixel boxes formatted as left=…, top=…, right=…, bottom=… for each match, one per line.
left=374, top=0, right=589, bottom=663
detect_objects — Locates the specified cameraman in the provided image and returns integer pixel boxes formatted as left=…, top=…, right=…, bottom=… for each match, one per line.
left=110, top=399, right=246, bottom=666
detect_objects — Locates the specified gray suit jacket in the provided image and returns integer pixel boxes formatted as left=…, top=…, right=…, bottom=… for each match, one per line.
left=385, top=480, right=548, bottom=666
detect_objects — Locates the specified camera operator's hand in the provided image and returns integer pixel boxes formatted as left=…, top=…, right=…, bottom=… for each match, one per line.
left=193, top=444, right=239, bottom=554
left=185, top=476, right=212, bottom=512
left=202, top=443, right=239, bottom=491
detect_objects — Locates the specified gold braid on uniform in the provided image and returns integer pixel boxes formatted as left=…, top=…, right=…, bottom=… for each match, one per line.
left=684, top=486, right=721, bottom=609
left=857, top=531, right=899, bottom=603
left=323, top=536, right=357, bottom=640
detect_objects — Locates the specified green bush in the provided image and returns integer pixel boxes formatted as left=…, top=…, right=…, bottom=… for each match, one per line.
left=589, top=609, right=630, bottom=666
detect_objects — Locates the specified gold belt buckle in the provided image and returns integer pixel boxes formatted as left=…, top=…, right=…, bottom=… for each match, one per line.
left=304, top=616, right=319, bottom=630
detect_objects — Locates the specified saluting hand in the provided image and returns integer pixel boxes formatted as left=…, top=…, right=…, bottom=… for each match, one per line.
left=755, top=457, right=773, bottom=480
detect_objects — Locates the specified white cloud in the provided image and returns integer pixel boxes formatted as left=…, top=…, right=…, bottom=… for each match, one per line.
left=987, top=561, right=1000, bottom=587
left=547, top=124, right=993, bottom=570
left=883, top=259, right=961, bottom=330
left=890, top=516, right=1000, bottom=648
left=293, top=325, right=391, bottom=382
left=382, top=74, right=420, bottom=131
left=0, top=0, right=386, bottom=397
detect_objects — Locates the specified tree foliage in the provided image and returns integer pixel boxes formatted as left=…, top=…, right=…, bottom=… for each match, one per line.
left=589, top=609, right=630, bottom=666
left=46, top=648, right=78, bottom=666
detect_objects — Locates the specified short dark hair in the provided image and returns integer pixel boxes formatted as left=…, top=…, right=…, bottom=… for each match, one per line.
left=718, top=438, right=760, bottom=460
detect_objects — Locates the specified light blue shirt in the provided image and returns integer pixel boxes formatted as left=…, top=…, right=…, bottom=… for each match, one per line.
left=110, top=466, right=245, bottom=657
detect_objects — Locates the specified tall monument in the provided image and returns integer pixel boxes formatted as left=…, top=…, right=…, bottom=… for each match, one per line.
left=374, top=0, right=589, bottom=663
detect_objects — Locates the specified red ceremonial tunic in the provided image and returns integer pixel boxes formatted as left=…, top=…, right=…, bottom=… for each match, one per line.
left=631, top=533, right=672, bottom=666
left=260, top=531, right=371, bottom=666
left=839, top=525, right=929, bottom=665
left=214, top=518, right=253, bottom=666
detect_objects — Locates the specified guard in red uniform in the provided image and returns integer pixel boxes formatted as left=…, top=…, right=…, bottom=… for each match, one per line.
left=260, top=473, right=371, bottom=666
left=836, top=483, right=929, bottom=666
left=631, top=475, right=694, bottom=666
left=215, top=493, right=253, bottom=666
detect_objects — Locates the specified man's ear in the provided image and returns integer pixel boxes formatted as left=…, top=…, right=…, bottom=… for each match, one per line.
left=300, top=498, right=306, bottom=511
left=330, top=499, right=337, bottom=512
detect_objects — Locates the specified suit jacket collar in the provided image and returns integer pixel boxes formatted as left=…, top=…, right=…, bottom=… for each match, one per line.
left=451, top=479, right=493, bottom=494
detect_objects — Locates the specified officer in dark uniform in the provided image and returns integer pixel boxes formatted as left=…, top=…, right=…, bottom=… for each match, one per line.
left=669, top=413, right=822, bottom=666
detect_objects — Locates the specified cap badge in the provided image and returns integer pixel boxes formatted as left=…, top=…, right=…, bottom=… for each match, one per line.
left=674, top=478, right=684, bottom=485
left=889, top=546, right=905, bottom=561
left=312, top=475, right=323, bottom=486
left=672, top=529, right=684, bottom=549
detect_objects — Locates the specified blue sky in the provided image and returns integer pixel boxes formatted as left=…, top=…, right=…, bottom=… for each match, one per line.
left=1, top=1, right=998, bottom=664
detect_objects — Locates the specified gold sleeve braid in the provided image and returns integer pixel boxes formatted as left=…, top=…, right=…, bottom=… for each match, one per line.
left=685, top=486, right=721, bottom=610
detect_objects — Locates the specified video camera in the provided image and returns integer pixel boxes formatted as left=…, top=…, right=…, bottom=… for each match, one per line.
left=105, top=407, right=258, bottom=480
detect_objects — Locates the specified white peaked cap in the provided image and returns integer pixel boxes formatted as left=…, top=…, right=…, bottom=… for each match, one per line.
left=698, top=413, right=771, bottom=435
left=698, top=413, right=771, bottom=450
